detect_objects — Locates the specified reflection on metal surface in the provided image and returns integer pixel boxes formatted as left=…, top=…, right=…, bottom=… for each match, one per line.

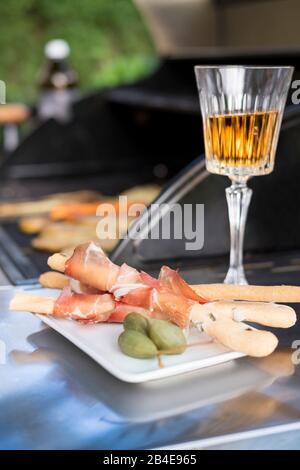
left=250, top=349, right=295, bottom=378
left=10, top=349, right=56, bottom=364
left=1, top=287, right=300, bottom=449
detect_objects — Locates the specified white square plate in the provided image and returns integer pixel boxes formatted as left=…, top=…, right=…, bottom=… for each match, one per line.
left=17, top=288, right=245, bottom=383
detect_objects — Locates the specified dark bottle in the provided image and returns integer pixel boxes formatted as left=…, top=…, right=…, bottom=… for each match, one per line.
left=38, top=39, right=79, bottom=123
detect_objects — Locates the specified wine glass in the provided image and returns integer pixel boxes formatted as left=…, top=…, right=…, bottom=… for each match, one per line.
left=195, top=65, right=293, bottom=284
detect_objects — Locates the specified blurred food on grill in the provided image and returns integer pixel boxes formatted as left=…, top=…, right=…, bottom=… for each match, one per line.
left=19, top=216, right=49, bottom=234
left=0, top=184, right=160, bottom=254
left=0, top=190, right=102, bottom=218
left=49, top=184, right=160, bottom=221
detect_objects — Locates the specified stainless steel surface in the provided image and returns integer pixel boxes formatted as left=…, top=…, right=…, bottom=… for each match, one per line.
left=203, top=428, right=300, bottom=450
left=1, top=286, right=300, bottom=449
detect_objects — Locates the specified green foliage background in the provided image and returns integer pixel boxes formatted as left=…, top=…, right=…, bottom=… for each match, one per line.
left=0, top=0, right=156, bottom=102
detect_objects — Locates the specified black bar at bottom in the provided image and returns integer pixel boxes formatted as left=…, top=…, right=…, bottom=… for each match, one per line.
left=0, top=450, right=297, bottom=466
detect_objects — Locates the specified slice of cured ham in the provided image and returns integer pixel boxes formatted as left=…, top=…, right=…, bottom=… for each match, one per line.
left=53, top=287, right=115, bottom=323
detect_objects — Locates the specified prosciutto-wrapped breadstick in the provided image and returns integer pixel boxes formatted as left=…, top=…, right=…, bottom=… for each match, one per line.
left=48, top=242, right=207, bottom=329
left=10, top=287, right=116, bottom=324
left=9, top=287, right=166, bottom=325
left=47, top=242, right=296, bottom=329
left=39, top=268, right=296, bottom=329
left=159, top=266, right=296, bottom=328
left=9, top=288, right=278, bottom=357
left=39, top=269, right=296, bottom=329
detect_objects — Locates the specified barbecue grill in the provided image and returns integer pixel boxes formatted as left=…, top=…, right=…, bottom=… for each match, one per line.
left=0, top=50, right=300, bottom=286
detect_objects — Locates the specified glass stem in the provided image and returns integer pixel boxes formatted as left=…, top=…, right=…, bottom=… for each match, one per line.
left=224, top=180, right=252, bottom=285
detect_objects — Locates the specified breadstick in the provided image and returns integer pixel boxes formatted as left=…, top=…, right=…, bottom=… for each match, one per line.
left=203, top=316, right=278, bottom=357
left=192, top=283, right=300, bottom=303
left=10, top=292, right=55, bottom=315
left=39, top=271, right=69, bottom=289
left=48, top=252, right=69, bottom=272
left=191, top=301, right=296, bottom=328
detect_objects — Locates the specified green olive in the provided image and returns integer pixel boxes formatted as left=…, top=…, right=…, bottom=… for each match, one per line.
left=123, top=312, right=149, bottom=335
left=148, top=319, right=187, bottom=354
left=118, top=329, right=157, bottom=359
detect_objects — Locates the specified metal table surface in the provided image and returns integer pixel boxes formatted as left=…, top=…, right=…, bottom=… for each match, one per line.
left=1, top=263, right=300, bottom=450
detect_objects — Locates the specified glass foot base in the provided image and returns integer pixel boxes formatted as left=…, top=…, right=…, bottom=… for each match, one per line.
left=224, top=266, right=248, bottom=285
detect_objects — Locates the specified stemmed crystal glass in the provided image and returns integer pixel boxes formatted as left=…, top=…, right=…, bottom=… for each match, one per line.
left=195, top=66, right=293, bottom=284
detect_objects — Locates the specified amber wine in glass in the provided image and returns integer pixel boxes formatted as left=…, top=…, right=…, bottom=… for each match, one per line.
left=195, top=66, right=293, bottom=284
left=205, top=111, right=278, bottom=170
